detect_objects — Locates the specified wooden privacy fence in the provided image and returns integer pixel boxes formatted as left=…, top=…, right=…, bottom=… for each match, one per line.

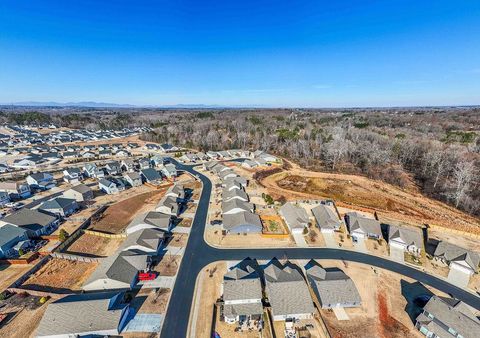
left=83, top=229, right=127, bottom=239
left=50, top=252, right=101, bottom=263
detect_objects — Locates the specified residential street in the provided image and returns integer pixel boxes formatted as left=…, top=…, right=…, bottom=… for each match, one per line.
left=160, top=159, right=480, bottom=338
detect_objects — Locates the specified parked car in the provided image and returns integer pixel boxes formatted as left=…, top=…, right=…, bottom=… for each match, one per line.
left=138, top=272, right=157, bottom=281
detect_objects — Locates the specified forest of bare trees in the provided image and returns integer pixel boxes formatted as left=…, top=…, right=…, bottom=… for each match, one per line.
left=140, top=108, right=480, bottom=217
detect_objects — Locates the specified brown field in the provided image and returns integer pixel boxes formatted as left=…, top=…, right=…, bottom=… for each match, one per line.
left=260, top=215, right=288, bottom=234
left=167, top=233, right=188, bottom=247
left=89, top=188, right=167, bottom=234
left=205, top=228, right=295, bottom=248
left=21, top=258, right=97, bottom=293
left=153, top=255, right=181, bottom=276
left=261, top=169, right=479, bottom=234
left=0, top=264, right=36, bottom=291
left=131, top=288, right=171, bottom=314
left=64, top=233, right=124, bottom=257
left=0, top=293, right=52, bottom=338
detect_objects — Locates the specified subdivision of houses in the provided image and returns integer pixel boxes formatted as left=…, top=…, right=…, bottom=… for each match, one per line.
left=63, top=167, right=83, bottom=184
left=165, top=184, right=185, bottom=202
left=416, top=296, right=480, bottom=338
left=222, top=188, right=249, bottom=203
left=0, top=181, right=31, bottom=199
left=222, top=263, right=263, bottom=324
left=305, top=262, right=361, bottom=309
left=105, top=161, right=122, bottom=175
left=118, top=228, right=164, bottom=254
left=388, top=224, right=424, bottom=256
left=99, top=178, right=120, bottom=194
left=264, top=261, right=315, bottom=322
left=223, top=211, right=263, bottom=234
left=36, top=292, right=132, bottom=338
left=160, top=163, right=177, bottom=178
left=126, top=211, right=172, bottom=234
left=63, top=183, right=94, bottom=203
left=124, top=172, right=142, bottom=187
left=156, top=195, right=180, bottom=216
left=83, top=163, right=105, bottom=178
left=311, top=204, right=342, bottom=233
left=141, top=168, right=162, bottom=185
left=279, top=202, right=310, bottom=234
left=222, top=199, right=254, bottom=215
left=121, top=159, right=136, bottom=172
left=0, top=224, right=28, bottom=258
left=433, top=241, right=480, bottom=286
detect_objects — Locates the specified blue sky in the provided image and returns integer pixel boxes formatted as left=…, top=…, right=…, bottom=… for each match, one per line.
left=0, top=0, right=479, bottom=107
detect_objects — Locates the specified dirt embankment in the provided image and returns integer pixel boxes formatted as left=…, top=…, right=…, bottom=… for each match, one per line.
left=258, top=167, right=480, bottom=234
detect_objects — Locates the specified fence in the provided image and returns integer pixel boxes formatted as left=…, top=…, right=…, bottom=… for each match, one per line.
left=0, top=253, right=39, bottom=265
left=50, top=252, right=101, bottom=263
left=83, top=229, right=127, bottom=239
left=8, top=255, right=52, bottom=289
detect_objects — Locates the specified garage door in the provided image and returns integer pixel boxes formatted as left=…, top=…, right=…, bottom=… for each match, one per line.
left=447, top=268, right=471, bottom=288
left=390, top=247, right=405, bottom=263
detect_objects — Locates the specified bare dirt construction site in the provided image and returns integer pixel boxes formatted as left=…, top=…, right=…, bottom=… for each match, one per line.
left=89, top=188, right=168, bottom=234
left=261, top=169, right=480, bottom=234
left=21, top=258, right=97, bottom=293
left=64, top=233, right=124, bottom=257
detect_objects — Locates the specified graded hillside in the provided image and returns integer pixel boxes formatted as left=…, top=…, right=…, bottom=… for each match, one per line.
left=260, top=167, right=480, bottom=234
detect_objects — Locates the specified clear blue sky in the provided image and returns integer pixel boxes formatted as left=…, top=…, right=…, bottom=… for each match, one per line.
left=1, top=1, right=479, bottom=107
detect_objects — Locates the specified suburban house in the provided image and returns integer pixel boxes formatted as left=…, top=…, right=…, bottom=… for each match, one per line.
left=0, top=208, right=58, bottom=237
left=114, top=150, right=130, bottom=157
left=99, top=178, right=120, bottom=194
left=160, top=163, right=177, bottom=178
left=63, top=183, right=94, bottom=203
left=26, top=172, right=56, bottom=190
left=311, top=204, right=342, bottom=233
left=388, top=225, right=424, bottom=256
left=416, top=296, right=480, bottom=338
left=156, top=195, right=180, bottom=216
left=38, top=197, right=79, bottom=218
left=0, top=191, right=11, bottom=206
left=83, top=163, right=104, bottom=178
left=222, top=199, right=254, bottom=215
left=263, top=260, right=315, bottom=321
left=433, top=241, right=480, bottom=277
left=126, top=211, right=172, bottom=234
left=223, top=211, right=263, bottom=234
left=279, top=202, right=310, bottom=234
left=83, top=250, right=149, bottom=291
left=121, top=159, right=136, bottom=172
left=223, top=176, right=248, bottom=189
left=124, top=172, right=142, bottom=187
left=63, top=167, right=83, bottom=184
left=345, top=212, right=382, bottom=242
left=242, top=159, right=260, bottom=169
left=219, top=169, right=238, bottom=181
left=305, top=262, right=361, bottom=309
left=36, top=292, right=132, bottom=338
left=137, top=157, right=151, bottom=170
left=165, top=184, right=185, bottom=202
left=223, top=188, right=249, bottom=203
left=105, top=161, right=122, bottom=175
left=224, top=181, right=243, bottom=192
left=159, top=143, right=178, bottom=152
left=253, top=151, right=278, bottom=163
left=141, top=168, right=162, bottom=184
left=0, top=181, right=31, bottom=199
left=222, top=262, right=263, bottom=324
left=150, top=155, right=165, bottom=167
left=0, top=224, right=28, bottom=258
left=98, top=149, right=112, bottom=159
left=119, top=228, right=164, bottom=254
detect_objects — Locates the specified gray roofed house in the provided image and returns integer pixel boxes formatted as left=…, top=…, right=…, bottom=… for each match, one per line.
left=433, top=241, right=480, bottom=273
left=223, top=188, right=249, bottom=202
left=223, top=211, right=263, bottom=233
left=279, top=202, right=310, bottom=234
left=105, top=161, right=121, bottom=175
left=83, top=250, right=149, bottom=291
left=36, top=292, right=131, bottom=338
left=311, top=204, right=341, bottom=233
left=63, top=167, right=83, bottom=183
left=0, top=208, right=58, bottom=237
left=223, top=176, right=248, bottom=188
left=388, top=224, right=424, bottom=255
left=345, top=212, right=382, bottom=240
left=222, top=199, right=254, bottom=215
left=38, top=197, right=79, bottom=217
left=0, top=224, right=28, bottom=258
left=63, top=183, right=94, bottom=202
left=415, top=296, right=480, bottom=338
left=160, top=163, right=177, bottom=178
left=26, top=172, right=56, bottom=190
left=156, top=195, right=180, bottom=216
left=264, top=261, right=315, bottom=321
left=218, top=169, right=238, bottom=181
left=305, top=263, right=361, bottom=309
left=126, top=211, right=172, bottom=234
left=141, top=168, right=162, bottom=184
left=165, top=183, right=185, bottom=200
left=223, top=265, right=263, bottom=324
left=124, top=171, right=142, bottom=187
left=119, top=228, right=164, bottom=254
left=99, top=178, right=119, bottom=194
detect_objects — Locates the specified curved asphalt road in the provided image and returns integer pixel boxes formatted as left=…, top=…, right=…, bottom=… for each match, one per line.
left=160, top=160, right=480, bottom=338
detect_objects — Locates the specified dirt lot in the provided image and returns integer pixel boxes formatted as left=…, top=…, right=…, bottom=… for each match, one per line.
left=205, top=228, right=296, bottom=248
left=314, top=259, right=444, bottom=338
left=21, top=258, right=97, bottom=293
left=0, top=292, right=52, bottom=338
left=193, top=262, right=227, bottom=338
left=89, top=188, right=167, bottom=234
left=166, top=233, right=189, bottom=247
left=64, top=233, right=124, bottom=257
left=262, top=169, right=479, bottom=234
left=131, top=288, right=171, bottom=314
left=153, top=255, right=181, bottom=276
left=305, top=226, right=327, bottom=247
left=365, top=238, right=389, bottom=256
left=261, top=215, right=288, bottom=234
left=0, top=264, right=36, bottom=291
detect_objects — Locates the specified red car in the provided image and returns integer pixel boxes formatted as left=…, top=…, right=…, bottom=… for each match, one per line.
left=138, top=272, right=157, bottom=281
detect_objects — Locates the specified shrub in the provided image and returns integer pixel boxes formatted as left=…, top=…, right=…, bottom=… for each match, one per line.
left=59, top=229, right=69, bottom=242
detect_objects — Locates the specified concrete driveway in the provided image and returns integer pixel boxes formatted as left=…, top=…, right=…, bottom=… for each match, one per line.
left=323, top=232, right=337, bottom=248
left=447, top=268, right=471, bottom=288
left=124, top=314, right=164, bottom=333
left=390, top=247, right=405, bottom=263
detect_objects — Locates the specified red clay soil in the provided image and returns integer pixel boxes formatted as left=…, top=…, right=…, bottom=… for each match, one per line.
left=377, top=292, right=411, bottom=338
